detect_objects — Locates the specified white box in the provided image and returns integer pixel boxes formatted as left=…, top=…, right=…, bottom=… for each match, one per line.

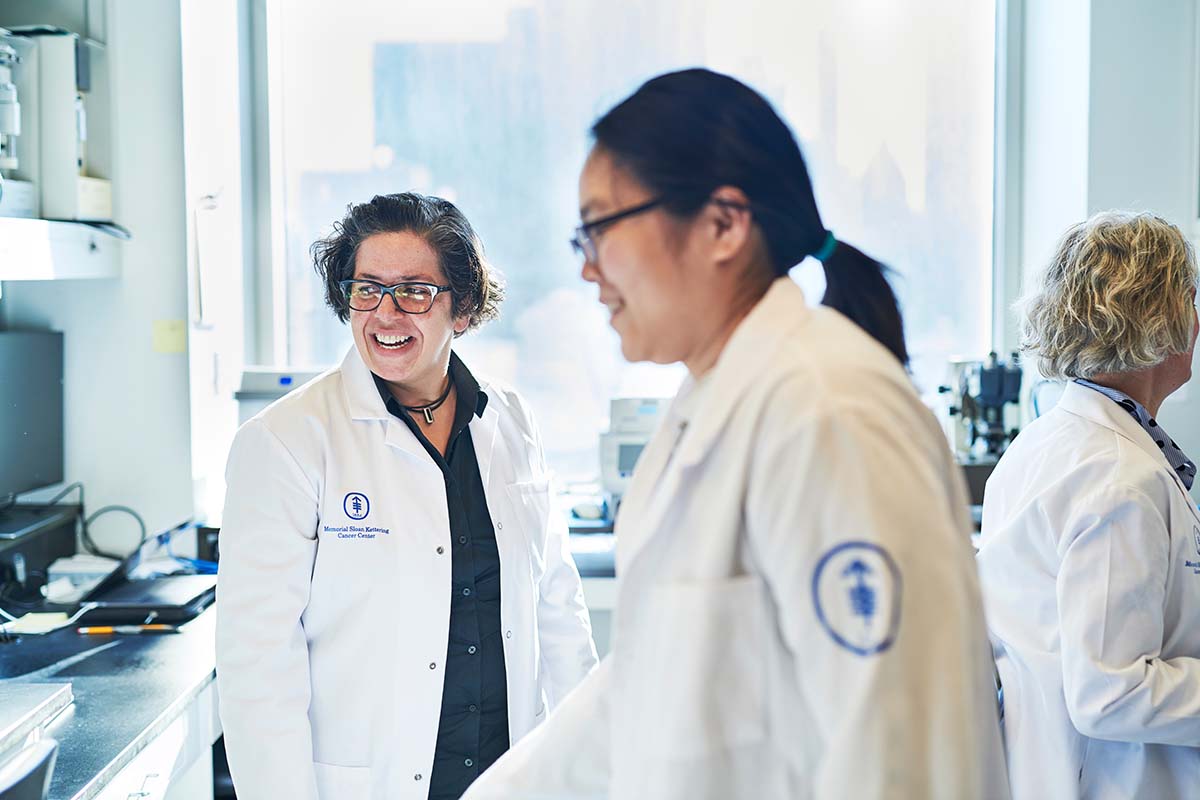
left=0, top=177, right=36, bottom=217
left=74, top=174, right=111, bottom=221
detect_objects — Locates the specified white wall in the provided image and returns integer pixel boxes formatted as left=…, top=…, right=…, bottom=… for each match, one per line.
left=1, top=0, right=194, bottom=550
left=1015, top=0, right=1200, bottom=497
left=1018, top=0, right=1091, bottom=287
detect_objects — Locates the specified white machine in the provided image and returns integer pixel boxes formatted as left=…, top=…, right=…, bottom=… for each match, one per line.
left=234, top=367, right=323, bottom=425
left=599, top=397, right=668, bottom=507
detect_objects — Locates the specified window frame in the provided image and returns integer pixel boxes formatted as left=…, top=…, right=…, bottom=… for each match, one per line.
left=246, top=0, right=1018, bottom=367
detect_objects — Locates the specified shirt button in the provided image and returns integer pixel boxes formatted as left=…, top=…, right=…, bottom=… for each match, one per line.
left=468, top=645, right=477, bottom=654
left=459, top=536, right=468, bottom=545
left=465, top=758, right=474, bottom=768
left=469, top=704, right=478, bottom=712
left=463, top=588, right=472, bottom=597
left=436, top=546, right=444, bottom=555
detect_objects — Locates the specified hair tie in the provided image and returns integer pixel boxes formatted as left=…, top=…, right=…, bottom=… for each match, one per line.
left=814, top=231, right=838, bottom=262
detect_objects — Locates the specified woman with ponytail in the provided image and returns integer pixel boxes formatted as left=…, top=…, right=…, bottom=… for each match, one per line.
left=464, top=68, right=1007, bottom=800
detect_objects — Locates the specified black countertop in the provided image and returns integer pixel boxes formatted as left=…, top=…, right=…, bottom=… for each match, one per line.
left=0, top=535, right=612, bottom=800
left=0, top=609, right=216, bottom=800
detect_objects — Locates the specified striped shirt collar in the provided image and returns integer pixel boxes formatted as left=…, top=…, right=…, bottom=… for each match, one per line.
left=1074, top=378, right=1196, bottom=490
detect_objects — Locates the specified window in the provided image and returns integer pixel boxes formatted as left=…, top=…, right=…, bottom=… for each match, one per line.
left=267, top=0, right=996, bottom=480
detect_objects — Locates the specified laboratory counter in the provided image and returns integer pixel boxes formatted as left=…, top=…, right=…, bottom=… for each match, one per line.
left=0, top=609, right=220, bottom=800
left=0, top=532, right=617, bottom=800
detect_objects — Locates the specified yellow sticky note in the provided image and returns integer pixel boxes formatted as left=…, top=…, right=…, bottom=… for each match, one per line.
left=152, top=319, right=187, bottom=354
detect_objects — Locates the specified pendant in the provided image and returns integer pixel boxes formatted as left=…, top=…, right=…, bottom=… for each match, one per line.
left=423, top=407, right=435, bottom=425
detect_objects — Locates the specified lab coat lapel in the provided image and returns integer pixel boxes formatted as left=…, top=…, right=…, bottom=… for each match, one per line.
left=339, top=344, right=441, bottom=465
left=471, top=388, right=502, bottom=492
left=617, top=278, right=808, bottom=571
left=673, top=277, right=808, bottom=471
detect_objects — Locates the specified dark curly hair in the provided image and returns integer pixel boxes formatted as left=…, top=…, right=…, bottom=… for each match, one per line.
left=311, top=192, right=504, bottom=335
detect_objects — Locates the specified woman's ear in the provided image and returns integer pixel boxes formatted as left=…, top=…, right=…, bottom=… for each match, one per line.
left=707, top=185, right=754, bottom=265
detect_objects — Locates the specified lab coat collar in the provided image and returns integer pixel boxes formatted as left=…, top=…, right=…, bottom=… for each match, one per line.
left=339, top=345, right=429, bottom=464
left=339, top=344, right=501, bottom=475
left=1056, top=380, right=1196, bottom=501
left=341, top=345, right=391, bottom=421
left=671, top=277, right=810, bottom=470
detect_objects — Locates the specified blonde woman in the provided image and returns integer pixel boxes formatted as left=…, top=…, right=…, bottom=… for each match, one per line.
left=978, top=211, right=1200, bottom=799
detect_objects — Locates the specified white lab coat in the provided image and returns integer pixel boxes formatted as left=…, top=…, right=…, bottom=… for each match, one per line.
left=978, top=381, right=1200, bottom=800
left=464, top=277, right=1009, bottom=800
left=216, top=346, right=598, bottom=800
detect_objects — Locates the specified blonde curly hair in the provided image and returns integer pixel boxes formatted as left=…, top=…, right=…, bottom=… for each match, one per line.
left=1020, top=211, right=1198, bottom=380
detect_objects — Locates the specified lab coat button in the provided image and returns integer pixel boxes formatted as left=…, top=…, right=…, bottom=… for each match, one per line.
left=436, top=546, right=444, bottom=554
left=497, top=522, right=503, bottom=530
left=429, top=662, right=437, bottom=670
left=414, top=774, right=422, bottom=781
left=505, top=630, right=512, bottom=639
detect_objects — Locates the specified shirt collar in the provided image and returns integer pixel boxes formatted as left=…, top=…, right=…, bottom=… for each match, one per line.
left=1074, top=378, right=1196, bottom=490
left=372, top=351, right=489, bottom=420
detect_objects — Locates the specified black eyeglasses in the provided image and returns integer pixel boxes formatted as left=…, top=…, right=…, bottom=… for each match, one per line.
left=339, top=279, right=452, bottom=314
left=569, top=197, right=664, bottom=263
left=569, top=196, right=753, bottom=263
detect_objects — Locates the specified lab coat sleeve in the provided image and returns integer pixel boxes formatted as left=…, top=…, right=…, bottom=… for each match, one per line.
left=1057, top=483, right=1200, bottom=745
left=528, top=408, right=599, bottom=706
left=463, top=656, right=612, bottom=800
left=746, top=389, right=1005, bottom=800
left=216, top=419, right=320, bottom=800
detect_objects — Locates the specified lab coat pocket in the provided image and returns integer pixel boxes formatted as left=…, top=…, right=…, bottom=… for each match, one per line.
left=314, top=761, right=370, bottom=799
left=506, top=479, right=552, bottom=576
left=640, top=575, right=768, bottom=758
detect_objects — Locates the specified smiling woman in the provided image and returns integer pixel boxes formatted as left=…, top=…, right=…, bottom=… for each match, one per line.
left=216, top=191, right=598, bottom=800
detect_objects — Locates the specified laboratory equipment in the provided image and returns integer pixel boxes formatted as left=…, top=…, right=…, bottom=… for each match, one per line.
left=7, top=27, right=111, bottom=221
left=234, top=367, right=323, bottom=424
left=938, top=352, right=1023, bottom=460
left=599, top=397, right=667, bottom=510
left=0, top=332, right=64, bottom=538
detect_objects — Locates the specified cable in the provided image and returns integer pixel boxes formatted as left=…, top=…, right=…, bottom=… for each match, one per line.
left=0, top=601, right=98, bottom=635
left=10, top=482, right=148, bottom=560
left=44, top=482, right=84, bottom=507
left=162, top=521, right=217, bottom=575
left=83, top=505, right=147, bottom=559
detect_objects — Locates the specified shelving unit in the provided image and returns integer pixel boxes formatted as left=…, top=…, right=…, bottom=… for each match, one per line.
left=0, top=216, right=119, bottom=279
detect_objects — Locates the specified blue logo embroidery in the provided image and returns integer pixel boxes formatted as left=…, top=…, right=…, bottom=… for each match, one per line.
left=343, top=492, right=370, bottom=521
left=812, top=542, right=902, bottom=656
left=1193, top=525, right=1200, bottom=557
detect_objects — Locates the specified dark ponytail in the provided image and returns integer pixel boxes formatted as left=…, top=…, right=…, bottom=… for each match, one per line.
left=591, top=68, right=909, bottom=365
left=819, top=241, right=908, bottom=364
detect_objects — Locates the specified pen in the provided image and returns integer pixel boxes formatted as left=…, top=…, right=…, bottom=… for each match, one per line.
left=77, top=624, right=180, bottom=635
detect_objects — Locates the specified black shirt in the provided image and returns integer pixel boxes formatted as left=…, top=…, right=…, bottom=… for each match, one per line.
left=374, top=354, right=510, bottom=800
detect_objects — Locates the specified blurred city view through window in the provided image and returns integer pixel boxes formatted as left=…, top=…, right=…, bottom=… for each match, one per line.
left=275, top=0, right=996, bottom=479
